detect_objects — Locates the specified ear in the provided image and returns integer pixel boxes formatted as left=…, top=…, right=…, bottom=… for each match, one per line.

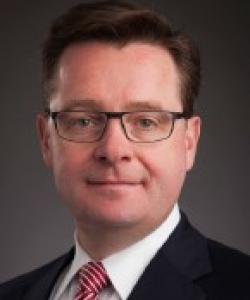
left=185, top=116, right=201, bottom=171
left=36, top=113, right=53, bottom=168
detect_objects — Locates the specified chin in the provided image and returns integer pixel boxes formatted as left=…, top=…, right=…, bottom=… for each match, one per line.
left=75, top=205, right=146, bottom=230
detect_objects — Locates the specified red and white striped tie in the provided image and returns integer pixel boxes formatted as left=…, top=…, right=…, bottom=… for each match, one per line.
left=74, top=261, right=110, bottom=300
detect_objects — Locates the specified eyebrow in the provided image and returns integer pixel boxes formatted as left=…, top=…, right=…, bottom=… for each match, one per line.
left=123, top=101, right=164, bottom=111
left=62, top=99, right=101, bottom=110
left=62, top=99, right=165, bottom=111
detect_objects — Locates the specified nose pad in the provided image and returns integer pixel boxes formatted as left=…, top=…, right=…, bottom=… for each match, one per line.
left=93, top=120, right=132, bottom=164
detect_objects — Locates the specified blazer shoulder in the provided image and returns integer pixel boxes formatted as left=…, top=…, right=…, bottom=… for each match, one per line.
left=207, top=238, right=250, bottom=272
left=0, top=249, right=74, bottom=300
left=201, top=238, right=250, bottom=297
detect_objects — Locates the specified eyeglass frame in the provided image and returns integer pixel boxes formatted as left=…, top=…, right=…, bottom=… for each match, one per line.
left=44, top=109, right=191, bottom=143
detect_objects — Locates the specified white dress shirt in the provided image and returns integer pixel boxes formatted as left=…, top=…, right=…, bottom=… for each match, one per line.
left=50, top=204, right=180, bottom=300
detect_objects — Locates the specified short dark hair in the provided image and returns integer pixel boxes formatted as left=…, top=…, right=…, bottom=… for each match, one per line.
left=42, top=0, right=200, bottom=116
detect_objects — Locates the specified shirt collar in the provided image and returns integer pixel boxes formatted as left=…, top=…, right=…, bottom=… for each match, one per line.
left=51, top=233, right=92, bottom=300
left=54, top=204, right=180, bottom=300
left=103, top=204, right=180, bottom=299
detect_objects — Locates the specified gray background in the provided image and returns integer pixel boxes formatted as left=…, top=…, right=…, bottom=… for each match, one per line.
left=1, top=0, right=250, bottom=282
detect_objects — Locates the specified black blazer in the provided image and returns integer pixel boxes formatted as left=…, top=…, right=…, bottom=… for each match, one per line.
left=1, top=214, right=250, bottom=300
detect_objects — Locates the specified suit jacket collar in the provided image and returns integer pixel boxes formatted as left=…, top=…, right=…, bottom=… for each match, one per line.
left=24, top=248, right=75, bottom=300
left=24, top=213, right=212, bottom=300
left=128, top=213, right=212, bottom=300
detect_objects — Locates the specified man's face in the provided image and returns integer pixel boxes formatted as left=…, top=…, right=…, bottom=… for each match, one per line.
left=37, top=42, right=200, bottom=235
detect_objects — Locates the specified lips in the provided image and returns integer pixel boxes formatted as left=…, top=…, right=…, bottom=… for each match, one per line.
left=86, top=170, right=147, bottom=187
left=86, top=179, right=143, bottom=194
left=87, top=179, right=142, bottom=185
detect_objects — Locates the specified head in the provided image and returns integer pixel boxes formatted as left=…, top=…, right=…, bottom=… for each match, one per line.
left=42, top=0, right=200, bottom=116
left=37, top=1, right=201, bottom=240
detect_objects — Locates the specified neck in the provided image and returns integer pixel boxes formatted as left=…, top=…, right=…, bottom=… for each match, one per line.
left=74, top=204, right=178, bottom=260
left=75, top=220, right=161, bottom=260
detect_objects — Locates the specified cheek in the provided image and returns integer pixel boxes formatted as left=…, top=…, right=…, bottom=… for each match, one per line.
left=144, top=139, right=187, bottom=176
left=50, top=142, right=91, bottom=188
left=140, top=139, right=188, bottom=195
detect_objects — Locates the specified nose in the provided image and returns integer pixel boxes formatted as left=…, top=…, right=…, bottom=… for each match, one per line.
left=93, top=119, right=133, bottom=164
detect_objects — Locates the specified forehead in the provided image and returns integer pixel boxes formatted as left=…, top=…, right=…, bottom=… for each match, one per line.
left=51, top=42, right=182, bottom=111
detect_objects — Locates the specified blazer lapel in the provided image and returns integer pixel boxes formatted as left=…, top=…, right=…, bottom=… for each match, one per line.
left=24, top=248, right=74, bottom=300
left=23, top=214, right=211, bottom=300
left=128, top=213, right=212, bottom=300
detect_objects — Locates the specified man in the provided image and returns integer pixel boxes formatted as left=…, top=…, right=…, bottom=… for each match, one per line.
left=1, top=1, right=249, bottom=299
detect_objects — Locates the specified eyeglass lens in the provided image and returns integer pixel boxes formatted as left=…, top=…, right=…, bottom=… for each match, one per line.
left=54, top=111, right=175, bottom=143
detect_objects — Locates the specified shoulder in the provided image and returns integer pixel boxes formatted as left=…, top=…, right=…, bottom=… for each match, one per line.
left=0, top=249, right=74, bottom=299
left=180, top=213, right=250, bottom=273
left=0, top=263, right=52, bottom=299
left=207, top=238, right=250, bottom=275
left=199, top=238, right=250, bottom=298
left=175, top=214, right=250, bottom=297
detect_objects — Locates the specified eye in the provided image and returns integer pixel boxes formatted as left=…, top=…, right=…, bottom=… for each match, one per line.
left=72, top=115, right=105, bottom=129
left=74, top=118, right=91, bottom=127
left=137, top=118, right=157, bottom=129
left=64, top=116, right=92, bottom=129
left=60, top=112, right=104, bottom=130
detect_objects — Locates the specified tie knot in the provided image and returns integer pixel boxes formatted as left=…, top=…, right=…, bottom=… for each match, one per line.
left=75, top=261, right=110, bottom=300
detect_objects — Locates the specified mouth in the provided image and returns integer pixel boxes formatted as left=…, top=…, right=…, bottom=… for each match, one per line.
left=86, top=179, right=144, bottom=191
left=87, top=180, right=142, bottom=185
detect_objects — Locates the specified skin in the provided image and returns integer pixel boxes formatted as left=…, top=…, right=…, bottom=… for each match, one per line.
left=37, top=42, right=201, bottom=260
